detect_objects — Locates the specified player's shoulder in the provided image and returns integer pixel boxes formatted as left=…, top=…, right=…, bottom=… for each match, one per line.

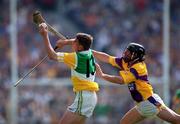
left=130, top=62, right=147, bottom=74
left=64, top=52, right=76, bottom=56
left=57, top=52, right=76, bottom=58
left=131, top=61, right=146, bottom=69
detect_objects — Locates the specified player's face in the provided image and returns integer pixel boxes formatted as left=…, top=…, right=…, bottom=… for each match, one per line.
left=72, top=39, right=78, bottom=51
left=72, top=39, right=82, bottom=52
left=122, top=49, right=132, bottom=63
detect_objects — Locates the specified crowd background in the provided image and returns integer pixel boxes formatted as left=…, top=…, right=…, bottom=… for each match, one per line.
left=0, top=0, right=179, bottom=124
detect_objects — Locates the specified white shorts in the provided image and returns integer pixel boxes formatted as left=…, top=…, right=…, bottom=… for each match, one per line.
left=135, top=94, right=166, bottom=117
left=67, top=91, right=97, bottom=118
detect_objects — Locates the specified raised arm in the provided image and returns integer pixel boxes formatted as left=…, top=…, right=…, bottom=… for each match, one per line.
left=39, top=23, right=58, bottom=61
left=95, top=63, right=124, bottom=84
left=92, top=50, right=112, bottom=63
left=56, top=39, right=74, bottom=49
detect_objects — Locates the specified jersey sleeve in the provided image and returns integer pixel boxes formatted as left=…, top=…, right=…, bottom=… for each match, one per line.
left=57, top=52, right=76, bottom=68
left=109, top=56, right=123, bottom=69
left=119, top=71, right=136, bottom=84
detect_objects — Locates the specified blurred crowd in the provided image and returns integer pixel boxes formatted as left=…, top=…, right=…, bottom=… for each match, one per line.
left=17, top=85, right=130, bottom=124
left=0, top=0, right=180, bottom=124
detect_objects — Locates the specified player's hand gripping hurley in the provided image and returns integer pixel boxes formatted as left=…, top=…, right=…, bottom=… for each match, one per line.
left=14, top=11, right=67, bottom=87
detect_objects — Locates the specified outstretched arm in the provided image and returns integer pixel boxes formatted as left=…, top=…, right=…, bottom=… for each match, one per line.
left=95, top=63, right=124, bottom=84
left=56, top=39, right=74, bottom=49
left=92, top=50, right=113, bottom=63
left=39, top=23, right=58, bottom=61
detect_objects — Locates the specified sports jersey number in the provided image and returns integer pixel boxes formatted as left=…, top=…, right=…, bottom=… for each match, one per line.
left=86, top=55, right=95, bottom=78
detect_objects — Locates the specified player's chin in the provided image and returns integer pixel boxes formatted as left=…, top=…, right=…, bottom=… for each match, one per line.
left=122, top=57, right=130, bottom=63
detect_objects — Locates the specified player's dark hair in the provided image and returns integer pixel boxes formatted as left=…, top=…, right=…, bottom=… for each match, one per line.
left=76, top=33, right=93, bottom=50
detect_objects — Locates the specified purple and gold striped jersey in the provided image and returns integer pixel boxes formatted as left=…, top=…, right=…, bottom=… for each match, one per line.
left=109, top=56, right=153, bottom=102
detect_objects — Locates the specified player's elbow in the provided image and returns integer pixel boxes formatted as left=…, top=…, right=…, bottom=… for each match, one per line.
left=48, top=55, right=53, bottom=60
left=47, top=54, right=57, bottom=61
left=46, top=51, right=58, bottom=60
left=115, top=78, right=124, bottom=85
left=105, top=75, right=124, bottom=85
left=113, top=76, right=125, bottom=85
